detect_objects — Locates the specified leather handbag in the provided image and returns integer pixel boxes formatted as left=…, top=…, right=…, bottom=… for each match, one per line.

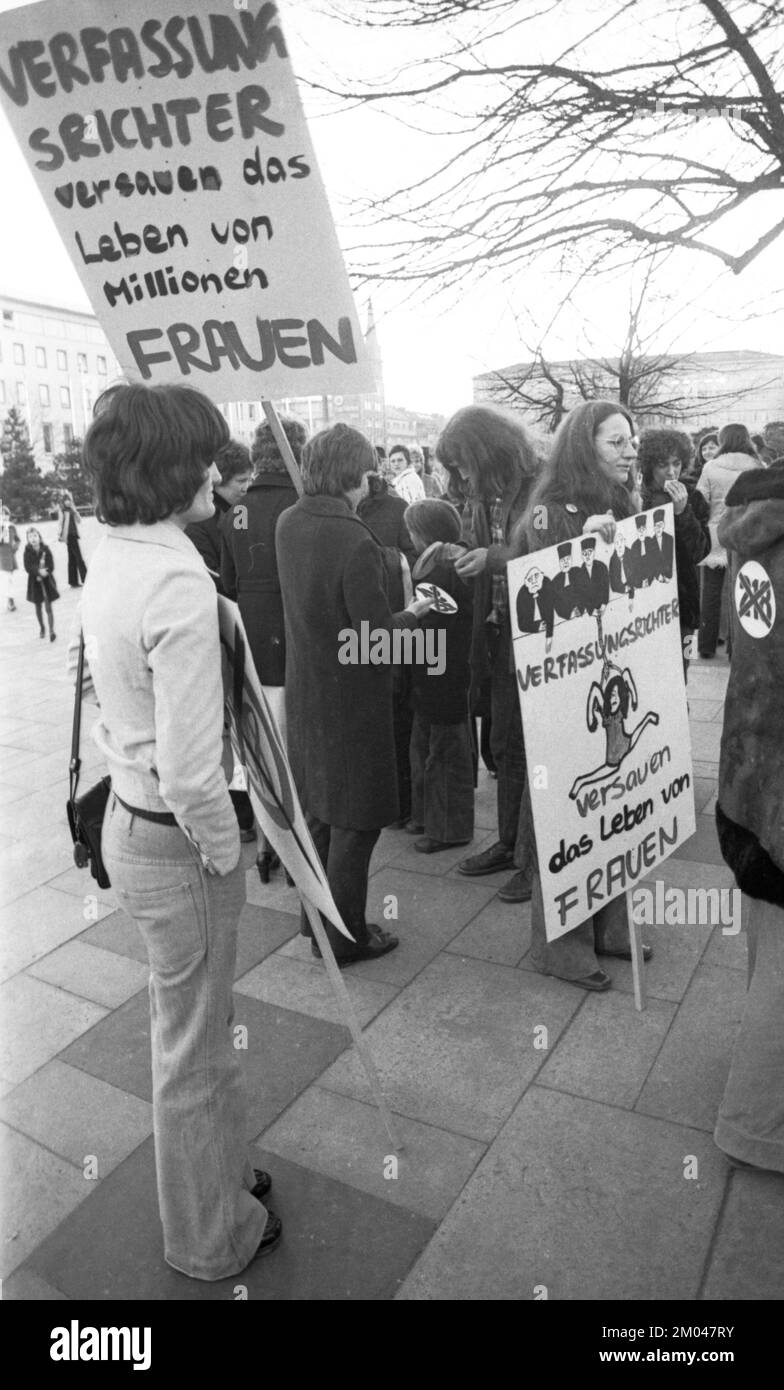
left=66, top=632, right=112, bottom=889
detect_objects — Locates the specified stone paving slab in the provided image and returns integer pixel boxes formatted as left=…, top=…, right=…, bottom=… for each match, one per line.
left=701, top=1169, right=784, bottom=1300
left=0, top=885, right=115, bottom=983
left=537, top=990, right=677, bottom=1108
left=260, top=1084, right=487, bottom=1221
left=319, top=953, right=582, bottom=1142
left=1, top=1270, right=69, bottom=1300
left=384, top=828, right=495, bottom=878
left=0, top=974, right=108, bottom=1085
left=446, top=897, right=530, bottom=967
left=8, top=1138, right=437, bottom=1301
left=59, top=988, right=351, bottom=1137
left=672, top=812, right=727, bottom=867
left=0, top=1124, right=89, bottom=1279
left=237, top=952, right=399, bottom=1028
left=1, top=1059, right=152, bottom=1174
left=280, top=867, right=499, bottom=988
left=395, top=1087, right=728, bottom=1301
left=27, top=941, right=150, bottom=1009
left=0, top=836, right=75, bottom=909
left=636, top=964, right=746, bottom=1132
left=596, top=919, right=713, bottom=1003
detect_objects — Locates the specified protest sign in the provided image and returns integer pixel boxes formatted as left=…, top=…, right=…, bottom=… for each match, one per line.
left=218, top=596, right=402, bottom=1150
left=0, top=0, right=374, bottom=401
left=508, top=505, right=696, bottom=943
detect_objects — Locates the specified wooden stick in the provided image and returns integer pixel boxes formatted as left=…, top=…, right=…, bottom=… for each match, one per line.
left=627, top=889, right=646, bottom=1011
left=261, top=398, right=304, bottom=496
left=301, top=895, right=404, bottom=1154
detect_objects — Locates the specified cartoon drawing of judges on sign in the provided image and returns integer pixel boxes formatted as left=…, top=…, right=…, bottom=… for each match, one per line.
left=509, top=505, right=696, bottom=944
left=0, top=0, right=375, bottom=403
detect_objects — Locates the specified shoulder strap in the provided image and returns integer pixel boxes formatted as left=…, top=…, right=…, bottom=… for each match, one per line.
left=69, top=631, right=85, bottom=802
left=233, top=623, right=246, bottom=769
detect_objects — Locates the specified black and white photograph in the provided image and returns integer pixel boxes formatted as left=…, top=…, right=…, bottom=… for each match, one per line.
left=0, top=0, right=782, bottom=1355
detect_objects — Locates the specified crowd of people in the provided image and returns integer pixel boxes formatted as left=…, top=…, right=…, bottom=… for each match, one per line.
left=51, top=381, right=782, bottom=1281
left=1, top=489, right=88, bottom=641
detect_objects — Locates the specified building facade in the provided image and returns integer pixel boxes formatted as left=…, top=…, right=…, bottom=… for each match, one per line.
left=0, top=293, right=123, bottom=466
left=474, top=350, right=784, bottom=433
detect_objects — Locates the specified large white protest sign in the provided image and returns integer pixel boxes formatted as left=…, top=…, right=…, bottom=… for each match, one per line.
left=509, top=504, right=696, bottom=943
left=0, top=0, right=374, bottom=400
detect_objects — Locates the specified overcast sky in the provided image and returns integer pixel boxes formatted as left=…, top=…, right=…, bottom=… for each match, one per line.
left=1, top=0, right=782, bottom=417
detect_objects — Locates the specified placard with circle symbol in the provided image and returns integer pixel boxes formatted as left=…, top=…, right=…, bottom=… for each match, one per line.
left=415, top=583, right=458, bottom=614
left=735, top=560, right=775, bottom=639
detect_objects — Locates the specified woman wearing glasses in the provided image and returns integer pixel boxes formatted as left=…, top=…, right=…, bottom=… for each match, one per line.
left=512, top=400, right=651, bottom=991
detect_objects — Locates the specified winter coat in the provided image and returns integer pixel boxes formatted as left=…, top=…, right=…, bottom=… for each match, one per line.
left=185, top=492, right=231, bottom=592
left=220, top=472, right=297, bottom=686
left=357, top=485, right=417, bottom=574
left=461, top=469, right=535, bottom=707
left=0, top=522, right=19, bottom=572
left=715, top=464, right=784, bottom=908
left=410, top=541, right=473, bottom=723
left=641, top=477, right=710, bottom=632
left=696, top=451, right=759, bottom=568
left=23, top=543, right=59, bottom=603
left=275, top=494, right=418, bottom=829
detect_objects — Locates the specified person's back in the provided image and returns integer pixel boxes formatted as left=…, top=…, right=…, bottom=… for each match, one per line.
left=410, top=541, right=473, bottom=721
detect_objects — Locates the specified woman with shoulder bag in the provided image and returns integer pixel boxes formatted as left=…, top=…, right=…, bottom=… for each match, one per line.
left=80, top=382, right=281, bottom=1280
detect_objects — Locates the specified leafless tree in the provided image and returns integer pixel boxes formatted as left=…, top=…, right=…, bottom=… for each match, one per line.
left=314, top=0, right=784, bottom=289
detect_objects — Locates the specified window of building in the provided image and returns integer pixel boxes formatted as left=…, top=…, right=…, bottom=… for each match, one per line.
left=57, top=350, right=67, bottom=371
left=97, top=356, right=107, bottom=375
left=0, top=381, right=5, bottom=404
left=43, top=422, right=53, bottom=453
left=16, top=381, right=26, bottom=405
left=35, top=345, right=47, bottom=369
left=13, top=343, right=24, bottom=365
left=63, top=423, right=74, bottom=447
left=248, top=403, right=257, bottom=420
left=84, top=387, right=93, bottom=416
left=60, top=386, right=71, bottom=408
left=39, top=384, right=50, bottom=407
left=2, top=309, right=13, bottom=325
left=77, top=353, right=87, bottom=373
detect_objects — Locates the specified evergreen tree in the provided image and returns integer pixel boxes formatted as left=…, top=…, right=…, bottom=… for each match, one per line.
left=52, top=436, right=92, bottom=509
left=0, top=408, right=52, bottom=521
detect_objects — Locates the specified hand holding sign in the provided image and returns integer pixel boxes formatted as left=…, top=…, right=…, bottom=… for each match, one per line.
left=414, top=583, right=458, bottom=614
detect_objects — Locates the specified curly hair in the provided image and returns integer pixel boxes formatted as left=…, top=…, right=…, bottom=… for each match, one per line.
left=250, top=416, right=308, bottom=474
left=637, top=428, right=692, bottom=490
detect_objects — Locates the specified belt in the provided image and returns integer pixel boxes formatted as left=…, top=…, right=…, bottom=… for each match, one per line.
left=113, top=792, right=177, bottom=826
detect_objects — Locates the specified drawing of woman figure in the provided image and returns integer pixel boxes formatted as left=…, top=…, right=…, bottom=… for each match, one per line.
left=569, top=663, right=659, bottom=799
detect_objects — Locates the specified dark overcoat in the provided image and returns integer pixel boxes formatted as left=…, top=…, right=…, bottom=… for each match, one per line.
left=275, top=494, right=418, bottom=829
left=186, top=492, right=231, bottom=593
left=410, top=542, right=473, bottom=723
left=220, top=472, right=298, bottom=686
left=716, top=465, right=784, bottom=908
left=23, top=543, right=59, bottom=603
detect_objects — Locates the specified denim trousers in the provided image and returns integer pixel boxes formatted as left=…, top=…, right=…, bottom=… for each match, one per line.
left=299, top=812, right=381, bottom=956
left=410, top=713, right=475, bottom=843
left=489, top=624, right=529, bottom=867
left=102, top=796, right=267, bottom=1280
left=714, top=897, right=784, bottom=1173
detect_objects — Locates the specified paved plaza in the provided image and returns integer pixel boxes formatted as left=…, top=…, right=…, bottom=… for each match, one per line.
left=1, top=524, right=783, bottom=1301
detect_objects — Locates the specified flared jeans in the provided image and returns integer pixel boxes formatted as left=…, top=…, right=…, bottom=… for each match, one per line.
left=103, top=796, right=267, bottom=1279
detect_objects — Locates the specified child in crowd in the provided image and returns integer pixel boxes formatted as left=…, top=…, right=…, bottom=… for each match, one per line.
left=23, top=527, right=58, bottom=640
left=404, top=499, right=475, bottom=853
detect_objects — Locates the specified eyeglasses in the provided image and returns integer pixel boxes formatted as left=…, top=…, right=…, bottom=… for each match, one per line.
left=601, top=436, right=638, bottom=452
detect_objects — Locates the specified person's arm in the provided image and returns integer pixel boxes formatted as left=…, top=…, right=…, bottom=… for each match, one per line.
left=23, top=547, right=36, bottom=576
left=144, top=568, right=239, bottom=875
left=219, top=524, right=238, bottom=601
left=343, top=535, right=420, bottom=632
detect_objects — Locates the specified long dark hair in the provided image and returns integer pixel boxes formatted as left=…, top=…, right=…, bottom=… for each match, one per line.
left=716, top=423, right=758, bottom=459
left=435, top=405, right=540, bottom=501
left=604, top=673, right=630, bottom=719
left=519, top=400, right=636, bottom=548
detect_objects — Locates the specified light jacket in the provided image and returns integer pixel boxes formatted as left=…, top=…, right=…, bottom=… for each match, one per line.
left=716, top=465, right=784, bottom=907
left=696, top=451, right=759, bottom=567
left=79, top=521, right=239, bottom=875
left=390, top=468, right=425, bottom=506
